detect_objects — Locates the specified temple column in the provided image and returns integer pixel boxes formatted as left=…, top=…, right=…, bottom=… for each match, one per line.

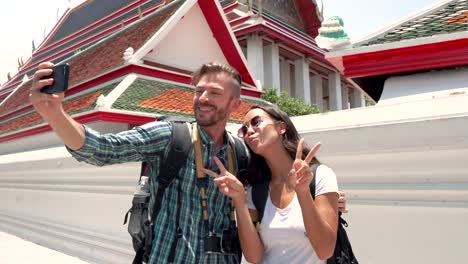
left=263, top=43, right=280, bottom=91
left=351, top=88, right=366, bottom=108
left=342, top=85, right=350, bottom=110
left=280, top=59, right=291, bottom=96
left=310, top=74, right=324, bottom=111
left=328, top=72, right=342, bottom=111
left=294, top=57, right=311, bottom=104
left=247, top=34, right=264, bottom=88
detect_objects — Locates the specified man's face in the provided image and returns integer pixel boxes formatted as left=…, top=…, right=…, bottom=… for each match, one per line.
left=193, top=72, right=239, bottom=127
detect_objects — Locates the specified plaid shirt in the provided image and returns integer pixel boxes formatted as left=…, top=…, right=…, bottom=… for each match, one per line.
left=69, top=121, right=242, bottom=263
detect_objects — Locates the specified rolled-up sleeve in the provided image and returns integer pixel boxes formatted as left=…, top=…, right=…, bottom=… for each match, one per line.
left=68, top=121, right=172, bottom=166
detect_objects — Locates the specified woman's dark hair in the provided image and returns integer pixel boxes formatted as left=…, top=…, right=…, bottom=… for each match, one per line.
left=243, top=104, right=319, bottom=185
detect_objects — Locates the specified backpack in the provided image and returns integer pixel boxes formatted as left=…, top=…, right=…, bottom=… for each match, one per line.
left=251, top=164, right=359, bottom=264
left=123, top=121, right=249, bottom=264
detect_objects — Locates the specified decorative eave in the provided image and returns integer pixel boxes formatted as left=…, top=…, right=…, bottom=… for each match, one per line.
left=327, top=31, right=468, bottom=78
left=325, top=31, right=468, bottom=101
left=0, top=76, right=264, bottom=143
left=233, top=17, right=325, bottom=59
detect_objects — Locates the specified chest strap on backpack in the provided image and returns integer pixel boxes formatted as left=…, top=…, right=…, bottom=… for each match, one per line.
left=192, top=123, right=238, bottom=256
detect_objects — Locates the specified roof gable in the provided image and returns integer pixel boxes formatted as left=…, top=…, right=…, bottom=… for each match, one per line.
left=250, top=0, right=322, bottom=37
left=142, top=2, right=229, bottom=72
left=132, top=0, right=257, bottom=87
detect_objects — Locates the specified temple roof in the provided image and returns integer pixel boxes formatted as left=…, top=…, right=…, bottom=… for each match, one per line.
left=0, top=78, right=261, bottom=139
left=0, top=0, right=261, bottom=142
left=0, top=2, right=181, bottom=116
left=324, top=0, right=468, bottom=102
left=355, top=0, right=467, bottom=47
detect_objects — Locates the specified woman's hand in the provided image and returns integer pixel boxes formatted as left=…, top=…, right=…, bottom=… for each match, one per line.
left=285, top=139, right=321, bottom=195
left=202, top=156, right=246, bottom=206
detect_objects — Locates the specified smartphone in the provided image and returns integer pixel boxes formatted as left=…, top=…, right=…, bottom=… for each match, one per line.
left=40, top=63, right=70, bottom=94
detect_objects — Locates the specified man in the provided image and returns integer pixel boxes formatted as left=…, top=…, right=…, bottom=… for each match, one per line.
left=30, top=61, right=245, bottom=263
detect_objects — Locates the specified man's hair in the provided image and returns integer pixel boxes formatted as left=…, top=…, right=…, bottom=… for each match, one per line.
left=191, top=62, right=242, bottom=98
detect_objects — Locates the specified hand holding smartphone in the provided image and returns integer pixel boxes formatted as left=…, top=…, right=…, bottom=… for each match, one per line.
left=40, top=63, right=70, bottom=94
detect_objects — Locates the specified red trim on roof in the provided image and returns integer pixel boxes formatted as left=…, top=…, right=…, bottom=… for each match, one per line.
left=235, top=24, right=325, bottom=60
left=222, top=1, right=238, bottom=13
left=336, top=38, right=468, bottom=78
left=230, top=16, right=251, bottom=27
left=197, top=0, right=257, bottom=87
left=0, top=105, right=34, bottom=122
left=0, top=111, right=154, bottom=143
left=0, top=64, right=260, bottom=121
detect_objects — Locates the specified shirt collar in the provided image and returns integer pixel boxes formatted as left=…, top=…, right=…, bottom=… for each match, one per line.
left=197, top=124, right=229, bottom=151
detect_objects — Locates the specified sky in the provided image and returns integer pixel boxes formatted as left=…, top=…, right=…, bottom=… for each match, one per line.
left=0, top=0, right=441, bottom=86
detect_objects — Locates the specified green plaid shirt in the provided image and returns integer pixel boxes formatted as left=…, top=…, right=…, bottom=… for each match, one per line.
left=69, top=121, right=242, bottom=263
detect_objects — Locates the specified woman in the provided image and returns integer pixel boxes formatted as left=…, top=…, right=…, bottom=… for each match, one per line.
left=203, top=104, right=339, bottom=264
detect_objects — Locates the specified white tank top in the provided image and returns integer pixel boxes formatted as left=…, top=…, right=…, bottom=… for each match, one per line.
left=243, top=164, right=339, bottom=264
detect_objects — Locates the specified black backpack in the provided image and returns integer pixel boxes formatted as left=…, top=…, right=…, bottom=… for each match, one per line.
left=123, top=121, right=249, bottom=264
left=251, top=164, right=359, bottom=264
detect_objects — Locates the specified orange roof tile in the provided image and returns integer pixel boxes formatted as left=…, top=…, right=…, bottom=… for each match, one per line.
left=138, top=88, right=254, bottom=121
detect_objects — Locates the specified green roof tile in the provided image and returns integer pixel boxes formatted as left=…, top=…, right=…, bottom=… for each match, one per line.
left=356, top=0, right=468, bottom=47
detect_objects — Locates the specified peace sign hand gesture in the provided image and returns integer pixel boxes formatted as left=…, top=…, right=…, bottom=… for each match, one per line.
left=285, top=139, right=321, bottom=195
left=202, top=157, right=246, bottom=206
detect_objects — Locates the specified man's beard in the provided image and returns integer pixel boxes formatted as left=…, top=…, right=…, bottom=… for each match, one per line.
left=194, top=101, right=229, bottom=127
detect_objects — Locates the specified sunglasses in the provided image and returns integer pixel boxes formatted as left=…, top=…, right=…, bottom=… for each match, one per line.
left=237, top=115, right=264, bottom=138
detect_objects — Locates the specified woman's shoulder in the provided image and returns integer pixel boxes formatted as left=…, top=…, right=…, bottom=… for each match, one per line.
left=316, top=163, right=335, bottom=176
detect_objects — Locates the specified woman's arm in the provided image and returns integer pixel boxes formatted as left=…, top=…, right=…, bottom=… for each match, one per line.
left=202, top=157, right=264, bottom=263
left=287, top=140, right=339, bottom=259
left=233, top=202, right=264, bottom=263
left=297, top=191, right=339, bottom=260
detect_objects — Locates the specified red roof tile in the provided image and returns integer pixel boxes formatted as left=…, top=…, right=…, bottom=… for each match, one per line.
left=0, top=3, right=181, bottom=119
left=0, top=91, right=102, bottom=135
left=138, top=88, right=254, bottom=121
left=0, top=84, right=30, bottom=116
left=68, top=3, right=181, bottom=87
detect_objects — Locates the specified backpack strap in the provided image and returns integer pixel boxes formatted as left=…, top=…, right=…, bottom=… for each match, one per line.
left=228, top=135, right=249, bottom=183
left=251, top=180, right=269, bottom=224
left=309, top=163, right=320, bottom=200
left=133, top=121, right=191, bottom=264
left=159, top=121, right=191, bottom=263
left=252, top=163, right=320, bottom=223
left=150, top=121, right=191, bottom=222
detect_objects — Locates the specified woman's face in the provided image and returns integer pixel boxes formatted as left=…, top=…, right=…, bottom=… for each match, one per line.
left=240, top=108, right=284, bottom=155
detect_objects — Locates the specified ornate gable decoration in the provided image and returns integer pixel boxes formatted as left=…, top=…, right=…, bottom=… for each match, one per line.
left=253, top=0, right=305, bottom=31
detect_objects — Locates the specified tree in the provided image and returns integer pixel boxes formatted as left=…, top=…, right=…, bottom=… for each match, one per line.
left=261, top=88, right=320, bottom=116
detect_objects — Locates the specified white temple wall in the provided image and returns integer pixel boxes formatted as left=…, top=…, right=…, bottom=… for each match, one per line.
left=1, top=93, right=467, bottom=263
left=379, top=67, right=468, bottom=105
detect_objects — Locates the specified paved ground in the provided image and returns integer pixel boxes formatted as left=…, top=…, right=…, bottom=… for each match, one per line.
left=0, top=232, right=91, bottom=264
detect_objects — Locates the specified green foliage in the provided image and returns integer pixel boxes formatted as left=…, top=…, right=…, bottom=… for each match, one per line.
left=261, top=88, right=320, bottom=116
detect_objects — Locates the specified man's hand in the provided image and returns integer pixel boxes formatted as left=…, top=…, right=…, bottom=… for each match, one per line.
left=29, top=62, right=65, bottom=120
left=338, top=191, right=349, bottom=213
